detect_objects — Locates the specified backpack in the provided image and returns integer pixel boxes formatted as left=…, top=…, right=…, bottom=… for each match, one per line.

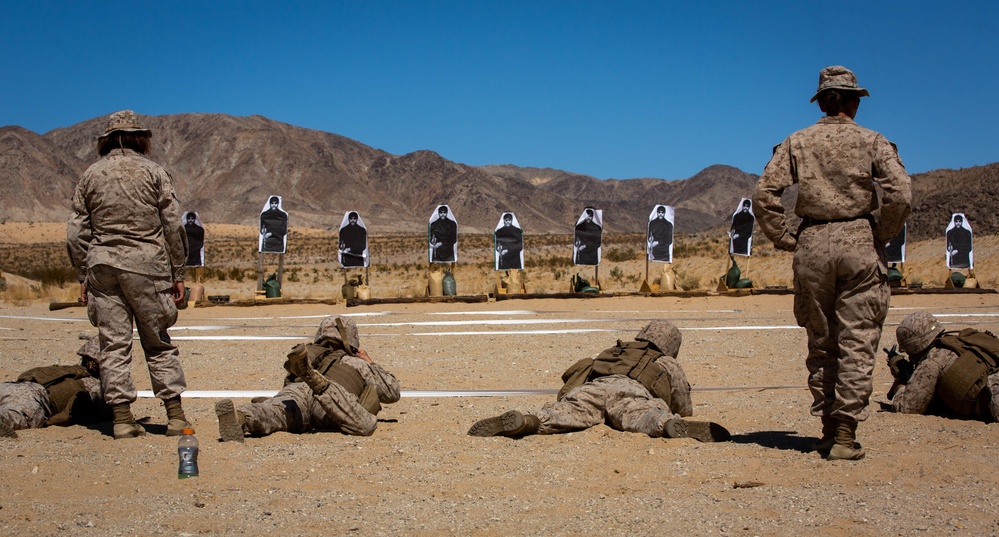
left=934, top=328, right=999, bottom=419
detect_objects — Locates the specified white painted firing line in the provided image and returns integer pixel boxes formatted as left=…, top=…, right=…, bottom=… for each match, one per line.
left=0, top=315, right=89, bottom=322
left=138, top=385, right=809, bottom=398
left=683, top=325, right=802, bottom=331
left=172, top=335, right=308, bottom=341
left=360, top=318, right=639, bottom=327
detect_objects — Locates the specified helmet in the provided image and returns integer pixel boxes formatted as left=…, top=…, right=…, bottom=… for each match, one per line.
left=314, top=315, right=360, bottom=350
left=635, top=320, right=682, bottom=358
left=77, top=336, right=101, bottom=377
left=896, top=311, right=943, bottom=356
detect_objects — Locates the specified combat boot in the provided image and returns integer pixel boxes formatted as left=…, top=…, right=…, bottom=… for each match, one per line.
left=468, top=410, right=541, bottom=438
left=826, top=419, right=866, bottom=461
left=215, top=399, right=247, bottom=443
left=811, top=415, right=837, bottom=454
left=664, top=418, right=731, bottom=442
left=164, top=396, right=193, bottom=436
left=0, top=420, right=17, bottom=439
left=111, top=403, right=145, bottom=439
left=284, top=343, right=331, bottom=394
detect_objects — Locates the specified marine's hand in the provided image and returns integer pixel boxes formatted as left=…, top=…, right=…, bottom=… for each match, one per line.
left=172, top=281, right=186, bottom=306
left=80, top=281, right=88, bottom=305
left=355, top=348, right=373, bottom=363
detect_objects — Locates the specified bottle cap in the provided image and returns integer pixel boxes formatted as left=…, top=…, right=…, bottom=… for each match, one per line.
left=182, top=428, right=195, bottom=435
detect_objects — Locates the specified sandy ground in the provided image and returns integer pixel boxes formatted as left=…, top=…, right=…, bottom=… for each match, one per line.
left=2, top=291, right=999, bottom=536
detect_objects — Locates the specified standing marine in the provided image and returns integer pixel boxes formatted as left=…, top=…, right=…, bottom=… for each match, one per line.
left=468, top=320, right=730, bottom=442
left=753, top=66, right=912, bottom=460
left=67, top=110, right=192, bottom=439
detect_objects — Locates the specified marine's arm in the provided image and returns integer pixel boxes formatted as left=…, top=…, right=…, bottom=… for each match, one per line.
left=752, top=139, right=797, bottom=252
left=891, top=350, right=947, bottom=414
left=66, top=180, right=93, bottom=301
left=871, top=135, right=912, bottom=243
left=346, top=352, right=401, bottom=404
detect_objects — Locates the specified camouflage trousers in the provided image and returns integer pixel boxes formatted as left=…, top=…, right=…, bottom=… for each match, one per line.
left=988, top=373, right=999, bottom=421
left=0, top=382, right=51, bottom=431
left=240, top=381, right=377, bottom=437
left=86, top=265, right=186, bottom=406
left=793, top=219, right=889, bottom=422
left=535, top=375, right=677, bottom=437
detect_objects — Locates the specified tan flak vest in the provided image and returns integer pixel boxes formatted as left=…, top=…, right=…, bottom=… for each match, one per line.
left=558, top=340, right=673, bottom=407
left=933, top=329, right=999, bottom=420
left=16, top=365, right=107, bottom=426
left=285, top=343, right=382, bottom=415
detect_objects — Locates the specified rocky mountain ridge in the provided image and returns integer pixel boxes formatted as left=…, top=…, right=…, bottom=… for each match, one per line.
left=1, top=113, right=995, bottom=239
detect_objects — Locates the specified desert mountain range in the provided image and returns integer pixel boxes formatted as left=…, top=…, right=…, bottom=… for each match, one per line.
left=1, top=113, right=996, bottom=240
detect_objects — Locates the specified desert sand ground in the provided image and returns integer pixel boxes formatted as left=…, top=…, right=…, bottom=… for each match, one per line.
left=2, top=290, right=998, bottom=536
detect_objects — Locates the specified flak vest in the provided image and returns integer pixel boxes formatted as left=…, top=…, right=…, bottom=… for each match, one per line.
left=932, top=329, right=999, bottom=420
left=558, top=340, right=673, bottom=407
left=284, top=343, right=382, bottom=415
left=16, top=365, right=106, bottom=426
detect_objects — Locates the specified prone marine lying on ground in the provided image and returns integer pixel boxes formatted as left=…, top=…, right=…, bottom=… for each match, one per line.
left=1, top=337, right=109, bottom=439
left=887, top=311, right=999, bottom=421
left=468, top=320, right=730, bottom=442
left=215, top=315, right=400, bottom=441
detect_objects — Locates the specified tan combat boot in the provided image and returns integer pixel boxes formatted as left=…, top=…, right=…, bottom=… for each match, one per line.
left=811, top=415, right=836, bottom=454
left=664, top=418, right=731, bottom=442
left=284, top=343, right=331, bottom=394
left=215, top=399, right=247, bottom=443
left=164, top=396, right=193, bottom=436
left=468, top=410, right=541, bottom=438
left=826, top=419, right=866, bottom=461
left=111, top=403, right=145, bottom=439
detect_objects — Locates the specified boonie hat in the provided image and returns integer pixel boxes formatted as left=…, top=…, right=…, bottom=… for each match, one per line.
left=99, top=110, right=151, bottom=140
left=810, top=66, right=870, bottom=102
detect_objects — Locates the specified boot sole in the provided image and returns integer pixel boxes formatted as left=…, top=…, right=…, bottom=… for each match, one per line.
left=666, top=419, right=731, bottom=442
left=468, top=411, right=524, bottom=437
left=215, top=399, right=245, bottom=443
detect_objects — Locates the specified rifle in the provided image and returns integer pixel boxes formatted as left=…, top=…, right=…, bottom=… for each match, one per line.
left=49, top=299, right=85, bottom=311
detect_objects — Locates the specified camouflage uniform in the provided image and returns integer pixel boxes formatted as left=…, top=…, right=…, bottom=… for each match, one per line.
left=218, top=316, right=400, bottom=439
left=240, top=353, right=400, bottom=437
left=535, top=356, right=692, bottom=437
left=469, top=321, right=730, bottom=442
left=66, top=114, right=189, bottom=409
left=753, top=69, right=911, bottom=426
left=0, top=339, right=105, bottom=436
left=891, top=343, right=999, bottom=420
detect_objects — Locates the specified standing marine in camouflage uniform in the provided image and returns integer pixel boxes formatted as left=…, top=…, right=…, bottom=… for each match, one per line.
left=468, top=320, right=730, bottom=442
left=0, top=337, right=109, bottom=439
left=215, top=315, right=400, bottom=441
left=887, top=311, right=999, bottom=421
left=753, top=66, right=912, bottom=460
left=67, top=110, right=192, bottom=440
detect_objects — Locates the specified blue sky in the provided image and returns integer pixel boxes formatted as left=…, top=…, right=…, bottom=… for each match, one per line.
left=1, top=1, right=995, bottom=180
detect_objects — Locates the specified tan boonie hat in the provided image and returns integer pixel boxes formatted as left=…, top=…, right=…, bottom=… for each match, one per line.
left=810, top=66, right=870, bottom=102
left=99, top=110, right=151, bottom=139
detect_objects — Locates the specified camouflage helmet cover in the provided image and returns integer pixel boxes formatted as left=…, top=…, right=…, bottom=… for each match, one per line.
left=77, top=336, right=101, bottom=376
left=314, top=315, right=360, bottom=350
left=635, top=320, right=682, bottom=358
left=99, top=110, right=151, bottom=140
left=810, top=65, right=870, bottom=103
left=896, top=311, right=943, bottom=356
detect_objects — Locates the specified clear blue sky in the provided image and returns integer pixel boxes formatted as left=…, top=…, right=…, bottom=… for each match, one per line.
left=2, top=1, right=995, bottom=180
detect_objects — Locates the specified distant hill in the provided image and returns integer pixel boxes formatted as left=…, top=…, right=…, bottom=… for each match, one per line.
left=0, top=113, right=995, bottom=239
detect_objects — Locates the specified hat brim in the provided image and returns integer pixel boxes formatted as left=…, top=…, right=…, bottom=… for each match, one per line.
left=810, top=87, right=870, bottom=102
left=98, top=127, right=152, bottom=141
